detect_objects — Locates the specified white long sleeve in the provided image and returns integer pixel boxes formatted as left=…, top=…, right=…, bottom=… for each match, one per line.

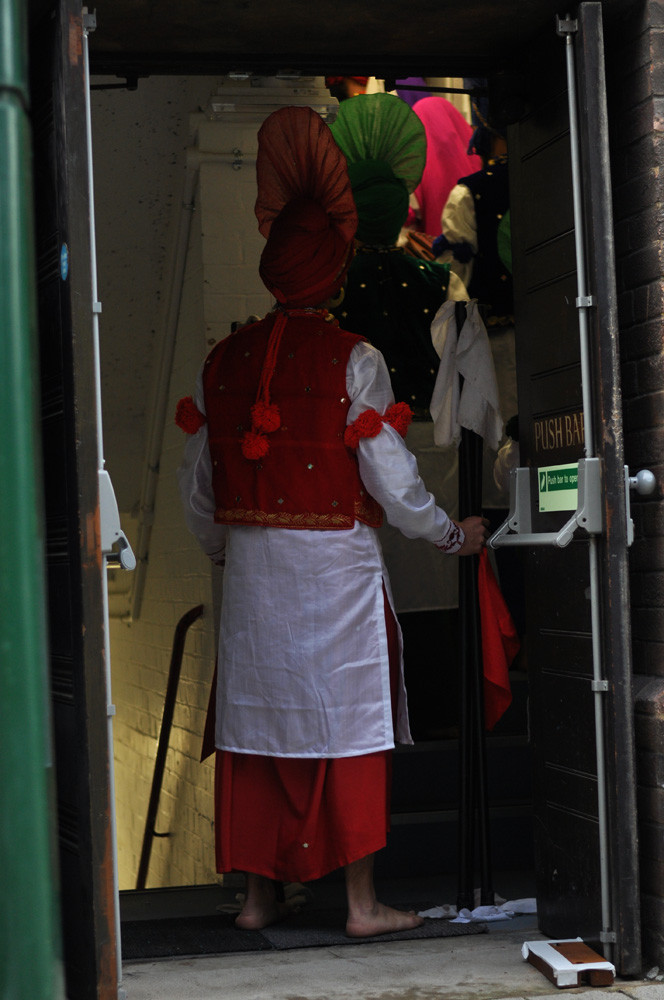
left=437, top=183, right=477, bottom=290
left=176, top=376, right=227, bottom=563
left=347, top=342, right=456, bottom=544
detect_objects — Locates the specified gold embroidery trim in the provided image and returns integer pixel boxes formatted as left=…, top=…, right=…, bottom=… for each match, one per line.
left=216, top=508, right=355, bottom=529
left=354, top=497, right=382, bottom=527
left=215, top=501, right=382, bottom=529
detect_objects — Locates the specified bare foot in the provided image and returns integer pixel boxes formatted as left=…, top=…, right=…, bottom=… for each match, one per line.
left=346, top=901, right=425, bottom=938
left=235, top=897, right=291, bottom=930
left=235, top=874, right=295, bottom=930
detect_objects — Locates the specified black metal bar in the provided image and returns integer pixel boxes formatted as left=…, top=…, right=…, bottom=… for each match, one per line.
left=457, top=417, right=494, bottom=910
left=457, top=546, right=475, bottom=910
left=387, top=83, right=486, bottom=96
left=472, top=429, right=494, bottom=905
left=456, top=309, right=475, bottom=911
left=457, top=426, right=480, bottom=909
left=469, top=427, right=492, bottom=902
left=471, top=554, right=494, bottom=906
left=135, top=604, right=204, bottom=890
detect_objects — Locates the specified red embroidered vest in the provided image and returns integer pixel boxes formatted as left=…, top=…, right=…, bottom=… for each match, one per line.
left=202, top=312, right=383, bottom=530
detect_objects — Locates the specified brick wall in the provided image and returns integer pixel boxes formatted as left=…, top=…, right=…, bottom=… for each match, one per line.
left=110, top=201, right=220, bottom=890
left=197, top=117, right=273, bottom=339
left=108, top=86, right=330, bottom=890
left=607, top=0, right=664, bottom=964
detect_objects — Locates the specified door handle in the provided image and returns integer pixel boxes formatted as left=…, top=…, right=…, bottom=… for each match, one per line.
left=624, top=467, right=656, bottom=547
left=99, top=469, right=136, bottom=570
left=628, top=469, right=656, bottom=496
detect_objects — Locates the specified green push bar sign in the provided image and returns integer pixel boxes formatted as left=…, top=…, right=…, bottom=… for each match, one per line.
left=538, top=463, right=579, bottom=512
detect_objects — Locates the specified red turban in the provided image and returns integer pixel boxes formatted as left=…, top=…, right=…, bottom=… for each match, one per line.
left=255, top=107, right=357, bottom=307
left=259, top=198, right=352, bottom=307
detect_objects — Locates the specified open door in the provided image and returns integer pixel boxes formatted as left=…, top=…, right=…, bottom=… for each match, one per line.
left=507, top=2, right=640, bottom=974
left=30, top=0, right=120, bottom=996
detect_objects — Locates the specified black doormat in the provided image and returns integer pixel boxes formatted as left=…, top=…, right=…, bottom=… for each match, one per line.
left=121, top=905, right=487, bottom=961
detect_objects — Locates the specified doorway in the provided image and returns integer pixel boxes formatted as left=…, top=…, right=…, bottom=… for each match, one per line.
left=38, top=3, right=641, bottom=992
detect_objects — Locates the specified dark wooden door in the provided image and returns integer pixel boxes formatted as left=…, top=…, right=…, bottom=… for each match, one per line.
left=30, top=1, right=119, bottom=995
left=508, top=2, right=640, bottom=974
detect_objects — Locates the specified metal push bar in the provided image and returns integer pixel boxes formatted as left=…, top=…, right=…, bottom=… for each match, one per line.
left=489, top=458, right=603, bottom=549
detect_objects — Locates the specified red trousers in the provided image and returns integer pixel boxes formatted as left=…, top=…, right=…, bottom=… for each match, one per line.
left=214, top=586, right=400, bottom=881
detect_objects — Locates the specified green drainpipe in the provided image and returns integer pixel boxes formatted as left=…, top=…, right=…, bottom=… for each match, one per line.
left=0, top=0, right=64, bottom=997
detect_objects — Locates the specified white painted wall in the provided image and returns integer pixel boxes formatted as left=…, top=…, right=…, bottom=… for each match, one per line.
left=110, top=199, right=220, bottom=890
left=105, top=79, right=331, bottom=889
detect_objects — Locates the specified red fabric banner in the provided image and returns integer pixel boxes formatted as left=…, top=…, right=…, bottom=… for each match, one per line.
left=478, top=549, right=520, bottom=730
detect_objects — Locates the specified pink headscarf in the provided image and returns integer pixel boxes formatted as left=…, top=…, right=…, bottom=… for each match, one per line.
left=411, top=97, right=482, bottom=236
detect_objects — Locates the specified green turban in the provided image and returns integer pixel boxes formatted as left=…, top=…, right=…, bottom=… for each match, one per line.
left=330, top=93, right=426, bottom=245
left=347, top=159, right=409, bottom=245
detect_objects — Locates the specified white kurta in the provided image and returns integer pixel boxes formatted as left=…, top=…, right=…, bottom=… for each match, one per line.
left=178, top=340, right=460, bottom=759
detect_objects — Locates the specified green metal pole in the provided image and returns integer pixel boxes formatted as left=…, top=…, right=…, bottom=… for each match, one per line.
left=0, top=0, right=64, bottom=997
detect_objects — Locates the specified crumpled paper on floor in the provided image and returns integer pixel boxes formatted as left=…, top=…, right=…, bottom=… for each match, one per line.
left=418, top=897, right=537, bottom=922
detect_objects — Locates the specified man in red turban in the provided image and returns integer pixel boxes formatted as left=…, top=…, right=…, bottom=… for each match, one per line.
left=177, top=106, right=488, bottom=936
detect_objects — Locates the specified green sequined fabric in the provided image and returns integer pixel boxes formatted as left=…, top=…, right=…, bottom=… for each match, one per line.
left=334, top=249, right=450, bottom=414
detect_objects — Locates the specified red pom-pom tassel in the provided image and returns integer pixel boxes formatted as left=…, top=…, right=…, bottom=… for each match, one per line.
left=343, top=408, right=384, bottom=449
left=383, top=401, right=413, bottom=438
left=175, top=396, right=206, bottom=434
left=344, top=402, right=414, bottom=449
left=251, top=400, right=281, bottom=433
left=241, top=429, right=270, bottom=460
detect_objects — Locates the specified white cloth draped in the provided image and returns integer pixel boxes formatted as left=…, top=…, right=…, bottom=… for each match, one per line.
left=429, top=299, right=503, bottom=452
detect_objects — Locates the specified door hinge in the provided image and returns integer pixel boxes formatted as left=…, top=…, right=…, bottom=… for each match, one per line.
left=556, top=14, right=578, bottom=36
left=591, top=680, right=609, bottom=693
left=82, top=8, right=97, bottom=32
left=576, top=295, right=595, bottom=308
left=600, top=930, right=617, bottom=944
